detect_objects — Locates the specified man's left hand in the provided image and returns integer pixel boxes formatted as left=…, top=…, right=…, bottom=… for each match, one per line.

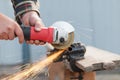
left=21, top=11, right=45, bottom=45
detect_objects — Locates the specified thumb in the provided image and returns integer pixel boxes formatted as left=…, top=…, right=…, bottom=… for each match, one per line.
left=34, top=20, right=45, bottom=31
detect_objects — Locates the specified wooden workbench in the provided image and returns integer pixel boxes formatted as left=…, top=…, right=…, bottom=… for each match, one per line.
left=49, top=46, right=120, bottom=80
left=76, top=46, right=120, bottom=72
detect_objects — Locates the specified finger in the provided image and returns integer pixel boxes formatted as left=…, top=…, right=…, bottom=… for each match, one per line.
left=34, top=40, right=40, bottom=45
left=34, top=20, right=42, bottom=31
left=26, top=41, right=30, bottom=44
left=21, top=14, right=30, bottom=26
left=14, top=23, right=24, bottom=43
left=39, top=42, right=46, bottom=45
left=8, top=28, right=14, bottom=40
left=0, top=34, right=3, bottom=39
left=29, top=40, right=34, bottom=44
left=2, top=32, right=9, bottom=40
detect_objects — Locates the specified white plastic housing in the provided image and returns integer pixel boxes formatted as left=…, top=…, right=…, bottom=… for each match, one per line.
left=52, top=21, right=75, bottom=43
left=52, top=21, right=75, bottom=33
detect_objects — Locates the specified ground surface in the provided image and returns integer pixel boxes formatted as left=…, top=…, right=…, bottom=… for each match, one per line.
left=0, top=65, right=120, bottom=80
left=96, top=74, right=120, bottom=80
left=96, top=70, right=120, bottom=80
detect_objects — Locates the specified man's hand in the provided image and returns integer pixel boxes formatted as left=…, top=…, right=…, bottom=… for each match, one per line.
left=0, top=13, right=24, bottom=43
left=21, top=11, right=45, bottom=45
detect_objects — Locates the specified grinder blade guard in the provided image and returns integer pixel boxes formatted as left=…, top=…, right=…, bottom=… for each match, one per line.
left=51, top=21, right=75, bottom=49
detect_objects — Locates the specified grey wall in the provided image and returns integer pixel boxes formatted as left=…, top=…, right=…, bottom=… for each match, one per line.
left=91, top=0, right=120, bottom=53
left=0, top=0, right=120, bottom=65
left=40, top=0, right=94, bottom=45
left=40, top=0, right=120, bottom=53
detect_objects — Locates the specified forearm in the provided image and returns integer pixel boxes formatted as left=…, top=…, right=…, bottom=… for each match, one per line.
left=11, top=0, right=40, bottom=24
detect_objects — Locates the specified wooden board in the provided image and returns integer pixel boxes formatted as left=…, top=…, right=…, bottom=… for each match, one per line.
left=48, top=62, right=96, bottom=80
left=76, top=46, right=120, bottom=72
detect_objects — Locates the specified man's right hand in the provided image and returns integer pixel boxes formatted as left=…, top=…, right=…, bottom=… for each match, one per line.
left=0, top=13, right=24, bottom=43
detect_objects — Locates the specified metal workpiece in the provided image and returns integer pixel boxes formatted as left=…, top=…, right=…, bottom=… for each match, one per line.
left=53, top=43, right=86, bottom=62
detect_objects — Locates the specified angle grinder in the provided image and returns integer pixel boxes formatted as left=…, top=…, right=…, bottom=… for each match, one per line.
left=21, top=21, right=75, bottom=50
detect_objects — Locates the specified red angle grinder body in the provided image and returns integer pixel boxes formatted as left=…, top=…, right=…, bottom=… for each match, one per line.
left=22, top=27, right=54, bottom=43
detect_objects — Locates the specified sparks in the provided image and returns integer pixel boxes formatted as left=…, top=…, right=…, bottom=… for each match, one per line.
left=2, top=49, right=65, bottom=80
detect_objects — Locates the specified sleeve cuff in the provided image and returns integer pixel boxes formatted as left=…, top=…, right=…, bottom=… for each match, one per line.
left=12, top=0, right=40, bottom=24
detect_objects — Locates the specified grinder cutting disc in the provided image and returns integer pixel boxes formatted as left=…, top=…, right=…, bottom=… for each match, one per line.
left=52, top=32, right=74, bottom=49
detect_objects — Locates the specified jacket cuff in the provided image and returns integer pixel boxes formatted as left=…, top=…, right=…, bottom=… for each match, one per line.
left=11, top=0, right=40, bottom=24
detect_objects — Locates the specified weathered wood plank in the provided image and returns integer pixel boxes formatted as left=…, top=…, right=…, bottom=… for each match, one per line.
left=48, top=62, right=96, bottom=80
left=76, top=46, right=120, bottom=72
